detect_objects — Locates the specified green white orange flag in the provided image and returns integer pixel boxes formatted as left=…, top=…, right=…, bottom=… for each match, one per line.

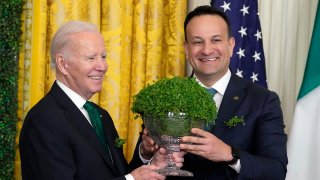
left=286, top=2, right=320, bottom=179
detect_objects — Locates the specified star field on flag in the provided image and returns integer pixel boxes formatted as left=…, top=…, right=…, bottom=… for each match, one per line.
left=211, top=0, right=268, bottom=87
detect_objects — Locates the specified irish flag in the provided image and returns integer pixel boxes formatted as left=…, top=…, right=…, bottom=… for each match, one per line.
left=286, top=3, right=320, bottom=180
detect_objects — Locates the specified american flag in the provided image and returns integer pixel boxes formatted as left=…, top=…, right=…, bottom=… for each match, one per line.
left=211, top=0, right=268, bottom=88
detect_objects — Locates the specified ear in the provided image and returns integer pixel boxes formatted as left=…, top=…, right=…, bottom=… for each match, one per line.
left=55, top=54, right=68, bottom=75
left=228, top=37, right=235, bottom=57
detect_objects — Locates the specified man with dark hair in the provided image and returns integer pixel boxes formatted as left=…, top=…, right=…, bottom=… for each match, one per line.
left=140, top=5, right=288, bottom=179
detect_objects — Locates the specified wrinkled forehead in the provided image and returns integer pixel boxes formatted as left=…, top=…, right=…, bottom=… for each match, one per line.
left=58, top=32, right=104, bottom=60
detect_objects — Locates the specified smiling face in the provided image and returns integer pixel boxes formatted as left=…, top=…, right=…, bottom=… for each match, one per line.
left=56, top=31, right=107, bottom=100
left=184, top=15, right=235, bottom=87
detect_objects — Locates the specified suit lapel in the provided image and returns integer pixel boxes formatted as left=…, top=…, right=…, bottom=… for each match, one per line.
left=213, top=74, right=248, bottom=135
left=49, top=82, right=118, bottom=174
left=99, top=111, right=127, bottom=175
left=66, top=110, right=118, bottom=173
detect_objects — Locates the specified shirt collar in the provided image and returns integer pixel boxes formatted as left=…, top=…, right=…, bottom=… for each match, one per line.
left=56, top=80, right=87, bottom=109
left=196, top=69, right=231, bottom=96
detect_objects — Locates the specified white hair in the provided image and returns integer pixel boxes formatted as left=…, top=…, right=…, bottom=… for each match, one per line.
left=50, top=21, right=99, bottom=67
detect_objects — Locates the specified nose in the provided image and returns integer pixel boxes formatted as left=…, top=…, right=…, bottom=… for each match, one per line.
left=202, top=42, right=214, bottom=55
left=96, top=58, right=108, bottom=72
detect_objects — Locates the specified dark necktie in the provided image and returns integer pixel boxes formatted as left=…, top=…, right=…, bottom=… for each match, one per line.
left=83, top=101, right=114, bottom=165
left=207, top=87, right=217, bottom=97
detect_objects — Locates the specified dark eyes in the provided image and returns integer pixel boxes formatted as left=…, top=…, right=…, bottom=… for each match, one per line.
left=212, top=39, right=222, bottom=43
left=192, top=41, right=202, bottom=45
left=192, top=39, right=221, bottom=45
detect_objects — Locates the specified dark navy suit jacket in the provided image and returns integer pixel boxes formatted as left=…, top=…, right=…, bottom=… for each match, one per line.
left=20, top=82, right=143, bottom=180
left=168, top=74, right=288, bottom=179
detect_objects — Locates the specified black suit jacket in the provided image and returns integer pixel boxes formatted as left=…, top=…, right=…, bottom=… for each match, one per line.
left=168, top=74, right=288, bottom=180
left=20, top=82, right=143, bottom=180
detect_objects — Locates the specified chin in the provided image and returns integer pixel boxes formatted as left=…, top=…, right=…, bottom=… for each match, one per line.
left=91, top=86, right=102, bottom=93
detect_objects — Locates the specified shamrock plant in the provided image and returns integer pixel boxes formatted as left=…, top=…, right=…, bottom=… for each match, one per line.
left=131, top=76, right=217, bottom=125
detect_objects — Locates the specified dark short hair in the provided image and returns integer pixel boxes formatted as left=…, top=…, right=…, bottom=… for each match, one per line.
left=184, top=5, right=232, bottom=41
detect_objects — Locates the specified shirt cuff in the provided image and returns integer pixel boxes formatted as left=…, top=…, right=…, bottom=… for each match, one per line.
left=229, top=159, right=241, bottom=173
left=125, top=174, right=134, bottom=180
left=138, top=142, right=152, bottom=164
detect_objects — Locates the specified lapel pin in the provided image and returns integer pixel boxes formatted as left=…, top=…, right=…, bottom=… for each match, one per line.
left=233, top=96, right=239, bottom=101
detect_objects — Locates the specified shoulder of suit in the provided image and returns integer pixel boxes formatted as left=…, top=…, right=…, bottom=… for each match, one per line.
left=231, top=73, right=278, bottom=96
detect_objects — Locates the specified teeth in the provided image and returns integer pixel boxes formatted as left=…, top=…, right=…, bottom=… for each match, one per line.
left=199, top=57, right=217, bottom=61
left=208, top=58, right=217, bottom=61
left=90, top=76, right=102, bottom=80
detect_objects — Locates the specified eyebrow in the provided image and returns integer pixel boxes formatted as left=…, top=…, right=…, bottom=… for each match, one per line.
left=190, top=34, right=222, bottom=40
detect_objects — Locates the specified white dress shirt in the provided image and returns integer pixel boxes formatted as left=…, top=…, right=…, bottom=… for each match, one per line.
left=56, top=80, right=89, bottom=122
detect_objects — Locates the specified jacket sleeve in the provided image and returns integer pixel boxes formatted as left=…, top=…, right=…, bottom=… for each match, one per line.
left=238, top=91, right=288, bottom=179
left=128, top=128, right=146, bottom=172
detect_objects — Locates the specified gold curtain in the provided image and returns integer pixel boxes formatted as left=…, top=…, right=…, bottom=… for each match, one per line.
left=15, top=0, right=186, bottom=178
